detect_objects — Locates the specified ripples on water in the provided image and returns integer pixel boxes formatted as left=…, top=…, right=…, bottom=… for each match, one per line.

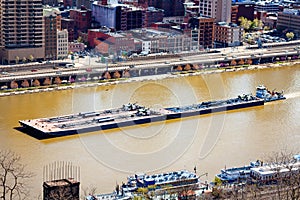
left=285, top=91, right=300, bottom=99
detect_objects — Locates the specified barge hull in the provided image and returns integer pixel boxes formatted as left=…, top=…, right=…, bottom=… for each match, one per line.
left=19, top=100, right=264, bottom=139
left=19, top=115, right=167, bottom=138
left=166, top=100, right=264, bottom=120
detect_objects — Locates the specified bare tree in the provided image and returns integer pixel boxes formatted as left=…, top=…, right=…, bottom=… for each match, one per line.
left=261, top=151, right=300, bottom=200
left=0, top=150, right=33, bottom=200
left=210, top=151, right=300, bottom=199
left=47, top=186, right=77, bottom=200
left=81, top=185, right=97, bottom=199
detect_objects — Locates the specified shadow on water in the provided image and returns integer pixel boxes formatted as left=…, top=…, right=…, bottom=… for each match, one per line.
left=14, top=126, right=64, bottom=140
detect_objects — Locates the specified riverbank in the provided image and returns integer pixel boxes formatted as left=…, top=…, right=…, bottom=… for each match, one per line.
left=1, top=60, right=299, bottom=97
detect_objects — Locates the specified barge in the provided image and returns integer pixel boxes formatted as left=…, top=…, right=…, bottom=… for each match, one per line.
left=18, top=85, right=285, bottom=139
left=19, top=103, right=166, bottom=138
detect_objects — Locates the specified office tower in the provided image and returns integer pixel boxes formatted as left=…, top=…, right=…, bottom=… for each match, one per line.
left=57, top=29, right=68, bottom=59
left=44, top=7, right=61, bottom=60
left=0, top=0, right=45, bottom=64
left=147, top=0, right=184, bottom=17
left=199, top=0, right=231, bottom=23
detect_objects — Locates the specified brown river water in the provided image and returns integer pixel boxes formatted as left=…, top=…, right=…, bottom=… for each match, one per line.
left=0, top=65, right=299, bottom=197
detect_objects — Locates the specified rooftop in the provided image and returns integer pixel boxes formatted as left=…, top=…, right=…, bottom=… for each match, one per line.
left=44, top=178, right=79, bottom=187
left=251, top=161, right=300, bottom=175
left=216, top=22, right=239, bottom=28
left=282, top=8, right=300, bottom=15
left=127, top=28, right=183, bottom=41
left=92, top=1, right=143, bottom=11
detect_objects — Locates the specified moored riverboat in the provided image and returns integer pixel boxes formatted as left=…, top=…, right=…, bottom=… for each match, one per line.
left=215, top=160, right=263, bottom=184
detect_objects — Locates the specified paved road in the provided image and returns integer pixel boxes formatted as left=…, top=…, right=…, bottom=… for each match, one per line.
left=1, top=41, right=300, bottom=82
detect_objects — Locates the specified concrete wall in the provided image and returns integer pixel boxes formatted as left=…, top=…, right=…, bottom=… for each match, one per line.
left=2, top=47, right=45, bottom=64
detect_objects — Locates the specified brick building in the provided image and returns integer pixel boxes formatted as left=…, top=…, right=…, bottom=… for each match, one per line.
left=189, top=16, right=215, bottom=49
left=43, top=178, right=80, bottom=200
left=69, top=41, right=85, bottom=53
left=69, top=7, right=91, bottom=39
left=148, top=0, right=184, bottom=17
left=232, top=2, right=255, bottom=24
left=88, top=29, right=135, bottom=55
left=120, top=7, right=145, bottom=30
left=44, top=7, right=61, bottom=60
left=61, top=18, right=75, bottom=42
left=144, top=7, right=164, bottom=27
left=214, top=22, right=243, bottom=48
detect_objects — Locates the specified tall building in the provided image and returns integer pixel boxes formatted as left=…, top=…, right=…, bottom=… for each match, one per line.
left=61, top=18, right=75, bottom=41
left=120, top=7, right=145, bottom=30
left=0, top=0, right=45, bottom=64
left=198, top=16, right=215, bottom=49
left=189, top=16, right=215, bottom=49
left=70, top=7, right=92, bottom=39
left=231, top=5, right=238, bottom=24
left=44, top=7, right=61, bottom=60
left=232, top=2, right=255, bottom=23
left=0, top=2, right=2, bottom=50
left=199, top=0, right=231, bottom=23
left=217, top=0, right=231, bottom=23
left=214, top=22, right=242, bottom=47
left=145, top=7, right=164, bottom=27
left=255, top=1, right=280, bottom=13
left=92, top=2, right=121, bottom=30
left=57, top=29, right=68, bottom=59
left=148, top=0, right=184, bottom=17
left=277, top=9, right=300, bottom=36
left=76, top=0, right=93, bottom=9
left=92, top=2, right=145, bottom=31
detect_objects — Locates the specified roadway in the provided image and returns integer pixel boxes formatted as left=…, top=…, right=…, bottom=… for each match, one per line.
left=1, top=40, right=300, bottom=83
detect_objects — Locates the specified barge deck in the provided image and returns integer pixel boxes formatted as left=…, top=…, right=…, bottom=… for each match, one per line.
left=19, top=85, right=287, bottom=139
left=19, top=94, right=265, bottom=139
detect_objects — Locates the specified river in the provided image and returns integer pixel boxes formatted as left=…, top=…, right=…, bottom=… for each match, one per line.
left=0, top=65, right=299, bottom=197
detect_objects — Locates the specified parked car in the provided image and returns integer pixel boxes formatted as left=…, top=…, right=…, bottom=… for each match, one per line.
left=65, top=64, right=74, bottom=68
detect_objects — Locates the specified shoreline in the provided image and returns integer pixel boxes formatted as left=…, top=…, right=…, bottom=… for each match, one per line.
left=1, top=60, right=299, bottom=97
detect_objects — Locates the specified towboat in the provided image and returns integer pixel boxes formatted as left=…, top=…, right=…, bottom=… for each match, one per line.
left=256, top=85, right=286, bottom=102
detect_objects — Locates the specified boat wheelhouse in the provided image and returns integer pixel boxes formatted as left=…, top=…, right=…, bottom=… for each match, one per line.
left=123, top=170, right=199, bottom=193
left=215, top=160, right=263, bottom=184
left=256, top=85, right=286, bottom=102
